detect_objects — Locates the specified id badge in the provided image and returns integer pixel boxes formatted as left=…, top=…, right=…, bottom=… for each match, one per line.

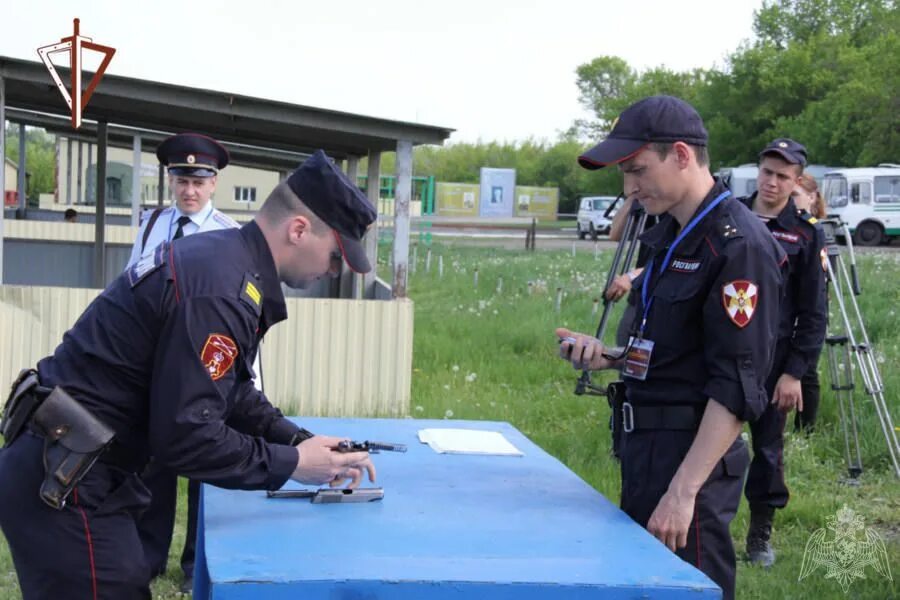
left=622, top=336, right=654, bottom=381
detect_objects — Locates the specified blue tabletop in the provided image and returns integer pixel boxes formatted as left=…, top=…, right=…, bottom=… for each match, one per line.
left=195, top=418, right=720, bottom=599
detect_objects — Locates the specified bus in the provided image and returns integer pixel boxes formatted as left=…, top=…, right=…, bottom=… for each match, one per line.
left=824, top=164, right=900, bottom=246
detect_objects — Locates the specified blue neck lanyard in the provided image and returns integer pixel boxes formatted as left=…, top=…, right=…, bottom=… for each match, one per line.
left=639, top=190, right=731, bottom=336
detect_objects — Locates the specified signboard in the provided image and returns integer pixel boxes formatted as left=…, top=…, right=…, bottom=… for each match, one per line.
left=479, top=168, right=516, bottom=218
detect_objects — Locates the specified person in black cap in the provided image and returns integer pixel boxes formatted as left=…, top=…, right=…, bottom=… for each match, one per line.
left=0, top=149, right=378, bottom=599
left=125, top=132, right=238, bottom=269
left=738, top=138, right=827, bottom=568
left=128, top=132, right=241, bottom=590
left=558, top=96, right=785, bottom=600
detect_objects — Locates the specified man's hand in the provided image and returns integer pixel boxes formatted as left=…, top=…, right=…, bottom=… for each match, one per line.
left=555, top=328, right=615, bottom=371
left=772, top=373, right=802, bottom=412
left=292, top=435, right=376, bottom=488
left=605, top=273, right=633, bottom=302
left=647, top=488, right=696, bottom=552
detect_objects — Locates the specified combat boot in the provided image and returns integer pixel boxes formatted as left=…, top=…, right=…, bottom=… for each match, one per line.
left=746, top=505, right=775, bottom=567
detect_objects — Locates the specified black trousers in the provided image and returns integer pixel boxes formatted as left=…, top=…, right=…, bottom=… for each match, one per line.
left=620, top=430, right=749, bottom=600
left=0, top=432, right=152, bottom=599
left=794, top=366, right=820, bottom=432
left=745, top=346, right=791, bottom=510
left=136, top=462, right=199, bottom=579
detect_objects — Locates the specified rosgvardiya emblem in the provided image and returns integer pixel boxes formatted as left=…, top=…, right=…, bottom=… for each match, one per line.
left=799, top=504, right=892, bottom=592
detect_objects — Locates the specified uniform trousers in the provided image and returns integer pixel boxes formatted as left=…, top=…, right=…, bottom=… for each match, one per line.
left=620, top=429, right=749, bottom=600
left=0, top=432, right=152, bottom=599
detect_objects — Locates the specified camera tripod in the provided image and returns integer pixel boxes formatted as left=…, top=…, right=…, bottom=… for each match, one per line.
left=573, top=195, right=646, bottom=397
left=820, top=218, right=900, bottom=480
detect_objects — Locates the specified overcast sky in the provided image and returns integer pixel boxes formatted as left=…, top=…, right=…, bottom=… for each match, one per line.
left=1, top=0, right=763, bottom=144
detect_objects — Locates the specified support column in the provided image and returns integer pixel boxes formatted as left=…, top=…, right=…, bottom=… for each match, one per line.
left=66, top=137, right=72, bottom=205
left=93, top=122, right=108, bottom=288
left=17, top=123, right=25, bottom=216
left=360, top=151, right=381, bottom=299
left=86, top=143, right=93, bottom=203
left=76, top=141, right=83, bottom=204
left=392, top=140, right=412, bottom=299
left=131, top=135, right=141, bottom=226
left=0, top=75, right=6, bottom=283
left=338, top=156, right=360, bottom=298
left=157, top=163, right=165, bottom=206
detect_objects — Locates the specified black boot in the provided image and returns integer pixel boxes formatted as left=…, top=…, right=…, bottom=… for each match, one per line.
left=746, top=505, right=776, bottom=567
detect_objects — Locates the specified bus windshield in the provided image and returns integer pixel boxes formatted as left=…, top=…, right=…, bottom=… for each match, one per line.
left=824, top=176, right=848, bottom=208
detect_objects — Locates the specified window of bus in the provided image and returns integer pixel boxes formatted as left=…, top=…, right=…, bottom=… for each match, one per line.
left=874, top=176, right=900, bottom=204
left=850, top=182, right=871, bottom=204
left=824, top=176, right=848, bottom=208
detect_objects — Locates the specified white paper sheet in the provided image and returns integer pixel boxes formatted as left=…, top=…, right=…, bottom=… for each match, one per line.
left=417, top=428, right=523, bottom=456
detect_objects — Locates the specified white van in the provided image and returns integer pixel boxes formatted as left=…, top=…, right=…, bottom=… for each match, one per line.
left=824, top=164, right=900, bottom=246
left=717, top=164, right=759, bottom=197
left=576, top=196, right=616, bottom=240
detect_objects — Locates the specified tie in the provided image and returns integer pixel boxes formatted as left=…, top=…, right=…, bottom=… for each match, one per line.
left=173, top=216, right=191, bottom=240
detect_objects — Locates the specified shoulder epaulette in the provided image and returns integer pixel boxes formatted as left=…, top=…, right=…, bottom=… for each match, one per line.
left=797, top=209, right=818, bottom=225
left=239, top=272, right=263, bottom=317
left=718, top=213, right=743, bottom=242
left=213, top=211, right=240, bottom=229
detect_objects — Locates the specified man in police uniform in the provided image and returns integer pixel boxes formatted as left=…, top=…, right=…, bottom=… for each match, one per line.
left=739, top=139, right=827, bottom=567
left=127, top=133, right=241, bottom=590
left=0, top=150, right=378, bottom=599
left=125, top=132, right=238, bottom=269
left=558, top=96, right=785, bottom=600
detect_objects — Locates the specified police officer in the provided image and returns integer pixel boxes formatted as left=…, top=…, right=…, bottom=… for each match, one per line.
left=738, top=139, right=827, bottom=567
left=558, top=96, right=785, bottom=600
left=0, top=150, right=378, bottom=599
left=125, top=132, right=238, bottom=269
left=127, top=133, right=241, bottom=591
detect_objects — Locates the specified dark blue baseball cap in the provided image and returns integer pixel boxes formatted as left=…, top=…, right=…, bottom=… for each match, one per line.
left=578, top=95, right=708, bottom=169
left=759, top=138, right=807, bottom=167
left=157, top=133, right=229, bottom=177
left=286, top=150, right=378, bottom=274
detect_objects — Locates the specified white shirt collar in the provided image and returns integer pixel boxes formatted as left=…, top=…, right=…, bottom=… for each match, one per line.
left=174, top=200, right=214, bottom=227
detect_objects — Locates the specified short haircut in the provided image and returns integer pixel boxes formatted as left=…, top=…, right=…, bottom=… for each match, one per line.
left=759, top=152, right=804, bottom=176
left=259, top=181, right=329, bottom=233
left=651, top=142, right=709, bottom=167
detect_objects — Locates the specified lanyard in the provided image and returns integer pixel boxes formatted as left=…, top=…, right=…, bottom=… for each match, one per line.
left=639, top=190, right=731, bottom=336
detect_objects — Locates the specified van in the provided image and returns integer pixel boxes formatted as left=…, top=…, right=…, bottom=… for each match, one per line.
left=824, top=164, right=900, bottom=246
left=576, top=196, right=616, bottom=240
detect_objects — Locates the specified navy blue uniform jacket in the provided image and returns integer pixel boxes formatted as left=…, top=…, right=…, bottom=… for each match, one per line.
left=36, top=221, right=301, bottom=490
left=627, top=181, right=787, bottom=422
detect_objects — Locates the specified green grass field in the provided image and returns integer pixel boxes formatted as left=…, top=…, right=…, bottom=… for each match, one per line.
left=1, top=241, right=897, bottom=599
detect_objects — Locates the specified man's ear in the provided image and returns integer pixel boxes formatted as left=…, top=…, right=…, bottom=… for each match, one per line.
left=286, top=215, right=312, bottom=245
left=672, top=141, right=693, bottom=169
left=208, top=175, right=217, bottom=194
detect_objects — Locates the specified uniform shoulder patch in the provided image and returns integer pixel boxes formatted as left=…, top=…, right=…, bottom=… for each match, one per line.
left=212, top=211, right=240, bottom=229
left=239, top=272, right=263, bottom=316
left=718, top=214, right=743, bottom=242
left=722, top=279, right=758, bottom=328
left=128, top=244, right=167, bottom=288
left=201, top=334, right=239, bottom=381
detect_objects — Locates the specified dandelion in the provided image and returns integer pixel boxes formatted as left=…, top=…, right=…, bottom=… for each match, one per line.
left=465, top=372, right=477, bottom=383
left=443, top=384, right=450, bottom=390
left=444, top=409, right=454, bottom=419
left=452, top=365, right=460, bottom=372
left=414, top=405, right=424, bottom=412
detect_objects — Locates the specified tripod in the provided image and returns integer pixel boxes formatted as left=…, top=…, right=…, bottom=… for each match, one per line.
left=574, top=196, right=646, bottom=396
left=820, top=218, right=900, bottom=480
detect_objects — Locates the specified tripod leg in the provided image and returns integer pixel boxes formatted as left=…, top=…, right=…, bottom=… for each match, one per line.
left=826, top=335, right=863, bottom=479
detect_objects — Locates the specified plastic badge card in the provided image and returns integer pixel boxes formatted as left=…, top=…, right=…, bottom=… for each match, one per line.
left=417, top=428, right=523, bottom=456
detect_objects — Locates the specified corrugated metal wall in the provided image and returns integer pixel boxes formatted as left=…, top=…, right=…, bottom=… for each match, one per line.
left=0, top=286, right=412, bottom=417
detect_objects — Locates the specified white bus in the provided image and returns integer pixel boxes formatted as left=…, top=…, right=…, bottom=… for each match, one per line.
left=824, top=165, right=900, bottom=246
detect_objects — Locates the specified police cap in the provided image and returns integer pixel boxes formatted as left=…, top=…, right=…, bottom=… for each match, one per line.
left=286, top=150, right=378, bottom=274
left=157, top=133, right=229, bottom=177
left=578, top=95, right=708, bottom=169
left=759, top=138, right=808, bottom=167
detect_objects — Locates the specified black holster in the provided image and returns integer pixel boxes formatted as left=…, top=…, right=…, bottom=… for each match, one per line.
left=2, top=369, right=49, bottom=445
left=29, top=387, right=115, bottom=510
left=607, top=381, right=626, bottom=460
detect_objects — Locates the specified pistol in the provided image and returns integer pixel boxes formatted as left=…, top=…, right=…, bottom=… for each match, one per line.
left=266, top=487, right=384, bottom=503
left=335, top=440, right=407, bottom=454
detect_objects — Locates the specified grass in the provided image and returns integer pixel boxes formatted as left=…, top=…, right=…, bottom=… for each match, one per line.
left=1, top=241, right=897, bottom=599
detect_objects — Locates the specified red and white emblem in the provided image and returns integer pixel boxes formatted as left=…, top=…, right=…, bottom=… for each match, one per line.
left=722, top=280, right=758, bottom=328
left=201, top=334, right=238, bottom=381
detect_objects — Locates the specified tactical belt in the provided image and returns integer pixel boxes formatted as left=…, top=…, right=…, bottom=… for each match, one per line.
left=618, top=401, right=702, bottom=433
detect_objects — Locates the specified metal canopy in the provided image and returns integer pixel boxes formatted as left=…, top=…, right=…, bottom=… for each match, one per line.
left=6, top=107, right=311, bottom=173
left=0, top=56, right=454, bottom=158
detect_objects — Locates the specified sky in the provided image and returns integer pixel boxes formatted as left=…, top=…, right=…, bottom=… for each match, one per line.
left=1, top=0, right=763, bottom=144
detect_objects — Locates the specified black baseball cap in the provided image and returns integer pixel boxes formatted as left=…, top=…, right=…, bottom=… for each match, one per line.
left=286, top=150, right=378, bottom=274
left=578, top=95, right=708, bottom=169
left=759, top=138, right=808, bottom=167
left=157, top=133, right=229, bottom=177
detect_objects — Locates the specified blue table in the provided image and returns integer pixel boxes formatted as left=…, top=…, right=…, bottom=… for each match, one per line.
left=194, top=418, right=720, bottom=599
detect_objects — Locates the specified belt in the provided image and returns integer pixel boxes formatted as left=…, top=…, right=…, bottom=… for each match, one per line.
left=620, top=402, right=702, bottom=433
